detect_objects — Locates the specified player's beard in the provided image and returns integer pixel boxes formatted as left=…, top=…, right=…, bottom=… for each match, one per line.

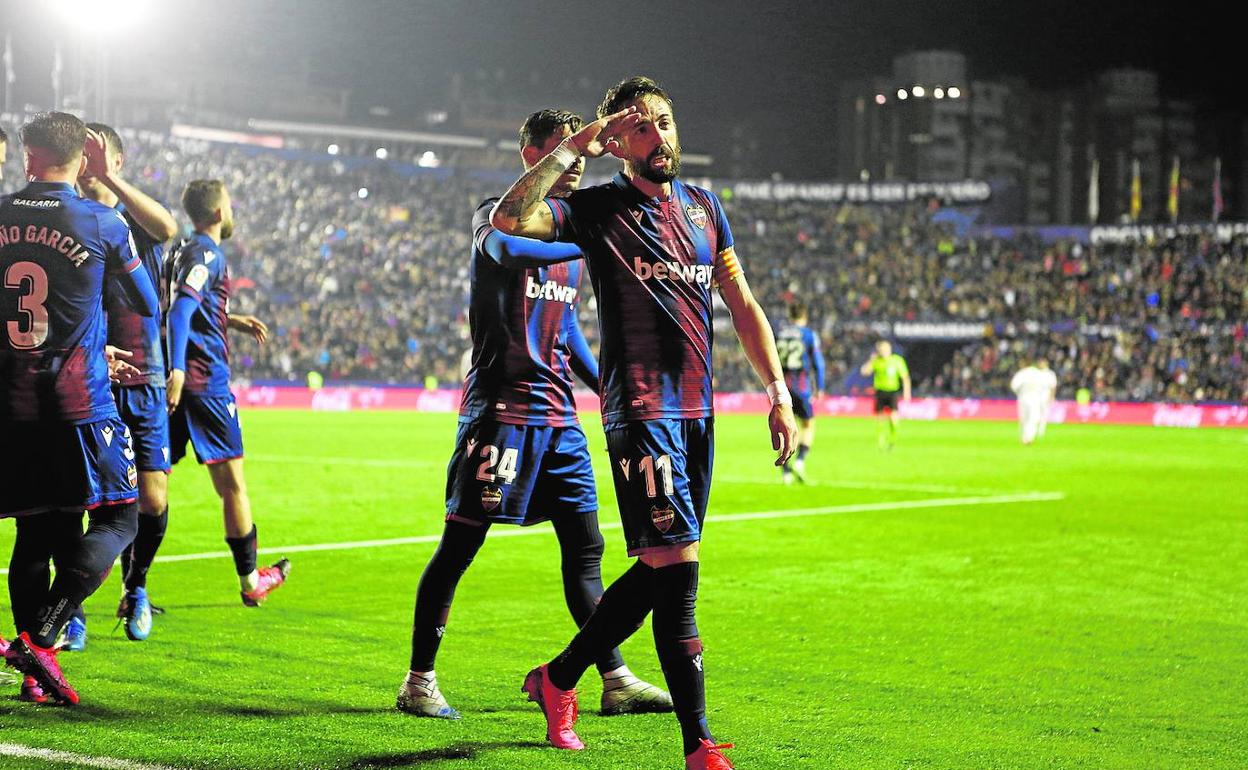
left=220, top=219, right=234, bottom=240
left=634, top=141, right=681, bottom=184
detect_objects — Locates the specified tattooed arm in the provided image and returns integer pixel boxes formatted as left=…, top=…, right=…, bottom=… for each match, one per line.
left=488, top=152, right=569, bottom=240
left=490, top=106, right=640, bottom=240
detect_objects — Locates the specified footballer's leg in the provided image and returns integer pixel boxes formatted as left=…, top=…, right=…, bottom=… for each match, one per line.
left=10, top=419, right=140, bottom=704
left=793, top=416, right=813, bottom=483
left=117, top=384, right=172, bottom=640
left=187, top=393, right=289, bottom=603
left=400, top=419, right=537, bottom=718
left=206, top=459, right=288, bottom=605
left=400, top=519, right=487, bottom=719
left=541, top=426, right=672, bottom=715
left=786, top=394, right=813, bottom=483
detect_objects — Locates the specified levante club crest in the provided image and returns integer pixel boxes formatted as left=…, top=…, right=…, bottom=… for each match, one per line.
left=650, top=504, right=676, bottom=533
left=480, top=486, right=503, bottom=512
left=685, top=204, right=708, bottom=229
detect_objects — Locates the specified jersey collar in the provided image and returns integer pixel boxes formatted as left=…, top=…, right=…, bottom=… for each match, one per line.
left=611, top=172, right=682, bottom=205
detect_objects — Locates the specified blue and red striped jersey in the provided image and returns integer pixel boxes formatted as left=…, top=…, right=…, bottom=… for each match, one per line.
left=460, top=199, right=591, bottom=427
left=776, top=323, right=825, bottom=398
left=0, top=181, right=156, bottom=423
left=547, top=173, right=736, bottom=424
left=105, top=203, right=165, bottom=387
left=167, top=233, right=231, bottom=396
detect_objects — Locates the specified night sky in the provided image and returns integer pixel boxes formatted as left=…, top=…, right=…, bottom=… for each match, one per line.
left=1, top=0, right=1240, bottom=178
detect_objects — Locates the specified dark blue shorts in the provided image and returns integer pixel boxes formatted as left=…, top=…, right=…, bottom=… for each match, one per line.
left=113, top=384, right=171, bottom=473
left=791, top=391, right=814, bottom=421
left=605, top=417, right=714, bottom=556
left=445, top=419, right=598, bottom=526
left=0, top=417, right=138, bottom=518
left=170, top=392, right=244, bottom=465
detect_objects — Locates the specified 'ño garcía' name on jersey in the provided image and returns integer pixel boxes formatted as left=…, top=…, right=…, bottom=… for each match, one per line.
left=525, top=275, right=579, bottom=305
left=0, top=224, right=92, bottom=266
left=631, top=256, right=713, bottom=286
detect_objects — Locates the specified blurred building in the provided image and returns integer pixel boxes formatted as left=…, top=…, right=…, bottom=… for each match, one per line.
left=837, top=52, right=1240, bottom=224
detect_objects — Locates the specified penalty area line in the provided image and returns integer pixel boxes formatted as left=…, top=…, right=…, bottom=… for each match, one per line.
left=0, top=742, right=182, bottom=770
left=0, top=491, right=1064, bottom=574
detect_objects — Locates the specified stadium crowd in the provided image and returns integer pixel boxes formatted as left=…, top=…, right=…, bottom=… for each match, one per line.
left=2, top=124, right=1243, bottom=404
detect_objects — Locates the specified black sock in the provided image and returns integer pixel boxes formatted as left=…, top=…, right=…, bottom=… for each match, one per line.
left=551, top=513, right=626, bottom=674
left=124, top=508, right=168, bottom=591
left=652, top=561, right=711, bottom=756
left=797, top=444, right=810, bottom=462
left=409, top=520, right=489, bottom=672
left=225, top=524, right=258, bottom=577
left=547, top=560, right=653, bottom=691
left=8, top=514, right=58, bottom=636
left=31, top=504, right=138, bottom=648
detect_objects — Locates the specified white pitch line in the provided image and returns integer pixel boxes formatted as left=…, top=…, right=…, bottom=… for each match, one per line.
left=0, top=743, right=182, bottom=770
left=0, top=491, right=1062, bottom=576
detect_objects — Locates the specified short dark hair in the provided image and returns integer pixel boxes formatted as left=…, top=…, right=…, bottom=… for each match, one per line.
left=598, top=76, right=673, bottom=119
left=787, top=302, right=807, bottom=321
left=0, top=126, right=8, bottom=143
left=519, top=109, right=583, bottom=151
left=19, top=112, right=86, bottom=166
left=86, top=122, right=124, bottom=157
left=181, top=179, right=227, bottom=224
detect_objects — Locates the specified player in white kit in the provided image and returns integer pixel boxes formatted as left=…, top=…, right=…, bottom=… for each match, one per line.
left=1010, top=359, right=1058, bottom=445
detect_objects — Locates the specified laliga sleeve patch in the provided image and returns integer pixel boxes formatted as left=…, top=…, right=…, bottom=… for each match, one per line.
left=185, top=263, right=211, bottom=292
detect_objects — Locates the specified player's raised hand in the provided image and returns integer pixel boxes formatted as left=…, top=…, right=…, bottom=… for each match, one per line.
left=82, top=128, right=111, bottom=180
left=104, top=345, right=141, bottom=384
left=568, top=106, right=641, bottom=158
left=769, top=403, right=798, bottom=466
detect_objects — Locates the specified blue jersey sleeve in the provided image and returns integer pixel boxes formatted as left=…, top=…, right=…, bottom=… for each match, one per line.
left=708, top=192, right=735, bottom=253
left=173, top=243, right=220, bottom=304
left=562, top=309, right=598, bottom=389
left=101, top=208, right=157, bottom=317
left=807, top=328, right=826, bottom=391
left=166, top=294, right=196, bottom=371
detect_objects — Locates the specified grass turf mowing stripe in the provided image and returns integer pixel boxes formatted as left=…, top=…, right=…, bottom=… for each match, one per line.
left=0, top=742, right=182, bottom=770
left=0, top=491, right=1064, bottom=577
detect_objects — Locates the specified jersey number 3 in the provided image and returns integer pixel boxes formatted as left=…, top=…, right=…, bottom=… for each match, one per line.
left=4, top=262, right=50, bottom=349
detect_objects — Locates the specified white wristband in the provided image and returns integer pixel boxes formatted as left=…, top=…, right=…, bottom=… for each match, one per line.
left=766, top=380, right=792, bottom=407
left=548, top=139, right=581, bottom=169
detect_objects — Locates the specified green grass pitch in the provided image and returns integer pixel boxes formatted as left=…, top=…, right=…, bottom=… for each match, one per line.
left=1, top=411, right=1245, bottom=769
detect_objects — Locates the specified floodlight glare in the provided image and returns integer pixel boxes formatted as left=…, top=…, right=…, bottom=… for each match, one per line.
left=56, top=0, right=152, bottom=34
left=875, top=94, right=886, bottom=105
left=948, top=86, right=962, bottom=99
left=934, top=87, right=945, bottom=99
left=896, top=88, right=908, bottom=100
left=912, top=85, right=925, bottom=98
left=357, top=187, right=369, bottom=199
left=327, top=144, right=340, bottom=155
left=375, top=148, right=388, bottom=160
